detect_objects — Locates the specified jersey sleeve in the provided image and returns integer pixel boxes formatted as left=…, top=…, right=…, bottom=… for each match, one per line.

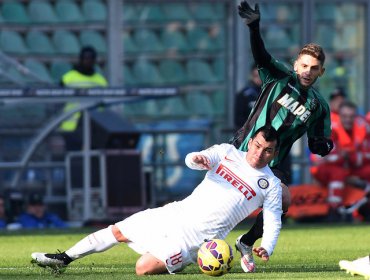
left=185, top=143, right=230, bottom=170
left=249, top=25, right=292, bottom=85
left=307, top=98, right=332, bottom=138
left=260, top=179, right=282, bottom=256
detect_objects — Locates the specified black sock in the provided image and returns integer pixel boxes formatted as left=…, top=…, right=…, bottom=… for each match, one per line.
left=241, top=211, right=286, bottom=246
left=240, top=211, right=264, bottom=246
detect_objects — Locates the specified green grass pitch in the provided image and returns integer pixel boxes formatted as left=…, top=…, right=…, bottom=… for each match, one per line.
left=0, top=223, right=369, bottom=279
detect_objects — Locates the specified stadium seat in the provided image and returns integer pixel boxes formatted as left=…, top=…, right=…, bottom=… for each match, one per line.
left=264, top=26, right=292, bottom=49
left=24, top=59, right=53, bottom=84
left=123, top=64, right=137, bottom=86
left=315, top=25, right=336, bottom=49
left=28, top=0, right=59, bottom=23
left=82, top=0, right=107, bottom=22
left=132, top=59, right=164, bottom=85
left=186, top=26, right=212, bottom=51
left=50, top=61, right=72, bottom=83
left=0, top=67, right=26, bottom=86
left=315, top=3, right=336, bottom=20
left=55, top=0, right=84, bottom=23
left=0, top=30, right=28, bottom=54
left=212, top=90, right=225, bottom=116
left=1, top=1, right=30, bottom=23
left=213, top=57, right=225, bottom=82
left=137, top=4, right=165, bottom=22
left=213, top=3, right=226, bottom=20
left=79, top=31, right=106, bottom=53
left=133, top=29, right=164, bottom=53
left=122, top=4, right=138, bottom=22
left=123, top=31, right=138, bottom=54
left=159, top=59, right=187, bottom=84
left=185, top=91, right=214, bottom=116
left=160, top=28, right=189, bottom=53
left=186, top=59, right=217, bottom=84
left=190, top=3, right=216, bottom=21
left=156, top=95, right=188, bottom=117
left=25, top=31, right=55, bottom=55
left=52, top=30, right=80, bottom=55
left=162, top=3, right=192, bottom=21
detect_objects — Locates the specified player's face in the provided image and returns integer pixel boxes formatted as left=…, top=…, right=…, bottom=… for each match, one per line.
left=246, top=133, right=277, bottom=169
left=294, top=54, right=325, bottom=89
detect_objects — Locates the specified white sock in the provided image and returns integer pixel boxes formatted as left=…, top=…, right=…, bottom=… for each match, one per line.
left=65, top=225, right=119, bottom=260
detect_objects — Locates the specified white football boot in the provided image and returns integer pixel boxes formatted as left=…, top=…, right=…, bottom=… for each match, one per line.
left=31, top=252, right=72, bottom=268
left=235, top=235, right=256, bottom=273
left=339, top=255, right=370, bottom=279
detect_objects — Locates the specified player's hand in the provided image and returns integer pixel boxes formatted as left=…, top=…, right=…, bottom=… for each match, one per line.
left=238, top=1, right=260, bottom=27
left=192, top=155, right=211, bottom=170
left=308, top=137, right=334, bottom=157
left=253, top=247, right=269, bottom=261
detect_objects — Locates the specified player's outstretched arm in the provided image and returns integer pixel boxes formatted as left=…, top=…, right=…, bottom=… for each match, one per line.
left=238, top=0, right=260, bottom=28
left=238, top=1, right=271, bottom=67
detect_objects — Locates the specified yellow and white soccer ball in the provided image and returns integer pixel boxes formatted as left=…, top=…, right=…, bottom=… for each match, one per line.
left=197, top=239, right=234, bottom=276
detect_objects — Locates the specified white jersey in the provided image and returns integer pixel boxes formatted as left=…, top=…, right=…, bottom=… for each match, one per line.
left=116, top=143, right=282, bottom=273
left=183, top=143, right=282, bottom=256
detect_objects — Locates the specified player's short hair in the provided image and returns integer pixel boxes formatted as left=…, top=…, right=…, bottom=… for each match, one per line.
left=339, top=100, right=357, bottom=111
left=298, top=43, right=325, bottom=66
left=252, top=125, right=280, bottom=149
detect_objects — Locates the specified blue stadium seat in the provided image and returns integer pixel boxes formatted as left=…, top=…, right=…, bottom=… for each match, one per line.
left=123, top=31, right=138, bottom=54
left=24, top=59, right=53, bottom=84
left=315, top=24, right=336, bottom=49
left=52, top=30, right=80, bottom=55
left=159, top=59, right=187, bottom=84
left=185, top=91, right=214, bottom=116
left=82, top=0, right=107, bottom=22
left=160, top=28, right=189, bottom=53
left=315, top=3, right=336, bottom=20
left=264, top=26, right=292, bottom=49
left=123, top=64, right=137, bottom=86
left=132, top=59, right=164, bottom=85
left=212, top=90, right=225, bottom=116
left=186, top=26, right=213, bottom=51
left=156, top=95, right=188, bottom=117
left=162, top=3, right=192, bottom=21
left=137, top=4, right=165, bottom=22
left=1, top=1, right=30, bottom=23
left=133, top=29, right=164, bottom=53
left=55, top=0, right=84, bottom=23
left=25, top=31, right=55, bottom=55
left=79, top=31, right=106, bottom=53
left=28, top=0, right=59, bottom=23
left=213, top=57, right=225, bottom=82
left=191, top=3, right=215, bottom=21
left=122, top=4, right=138, bottom=22
left=186, top=59, right=217, bottom=84
left=50, top=61, right=72, bottom=83
left=0, top=30, right=28, bottom=54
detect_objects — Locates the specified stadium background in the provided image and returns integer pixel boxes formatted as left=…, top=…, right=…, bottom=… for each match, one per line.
left=0, top=0, right=368, bottom=225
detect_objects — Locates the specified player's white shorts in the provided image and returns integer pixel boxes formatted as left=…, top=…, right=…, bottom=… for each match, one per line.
left=115, top=202, right=197, bottom=274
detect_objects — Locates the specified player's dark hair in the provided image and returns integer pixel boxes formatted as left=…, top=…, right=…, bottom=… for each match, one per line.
left=298, top=43, right=325, bottom=66
left=253, top=125, right=280, bottom=149
left=339, top=100, right=357, bottom=111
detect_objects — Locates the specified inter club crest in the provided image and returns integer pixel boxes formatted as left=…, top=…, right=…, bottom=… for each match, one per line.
left=258, top=178, right=269, bottom=189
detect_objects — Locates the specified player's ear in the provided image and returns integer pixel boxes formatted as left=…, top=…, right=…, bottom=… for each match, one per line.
left=247, top=138, right=252, bottom=150
left=319, top=67, right=325, bottom=77
left=293, top=60, right=298, bottom=72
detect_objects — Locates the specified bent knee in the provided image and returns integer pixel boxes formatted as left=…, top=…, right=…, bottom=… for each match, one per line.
left=281, top=183, right=291, bottom=213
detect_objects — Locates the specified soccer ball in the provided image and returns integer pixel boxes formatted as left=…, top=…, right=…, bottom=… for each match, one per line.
left=197, top=239, right=234, bottom=276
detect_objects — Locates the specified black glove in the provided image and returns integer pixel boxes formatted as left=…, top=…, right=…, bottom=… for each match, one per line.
left=308, top=137, right=334, bottom=157
left=238, top=1, right=260, bottom=27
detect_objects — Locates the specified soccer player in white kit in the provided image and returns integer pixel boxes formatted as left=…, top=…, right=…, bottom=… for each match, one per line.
left=31, top=125, right=283, bottom=275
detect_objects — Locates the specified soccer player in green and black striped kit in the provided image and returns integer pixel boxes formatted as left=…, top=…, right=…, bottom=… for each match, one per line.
left=233, top=1, right=334, bottom=273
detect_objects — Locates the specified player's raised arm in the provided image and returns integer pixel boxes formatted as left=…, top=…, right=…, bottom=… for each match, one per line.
left=238, top=1, right=271, bottom=67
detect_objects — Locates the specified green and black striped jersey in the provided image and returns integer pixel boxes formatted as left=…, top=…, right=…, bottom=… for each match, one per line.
left=235, top=57, right=331, bottom=168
